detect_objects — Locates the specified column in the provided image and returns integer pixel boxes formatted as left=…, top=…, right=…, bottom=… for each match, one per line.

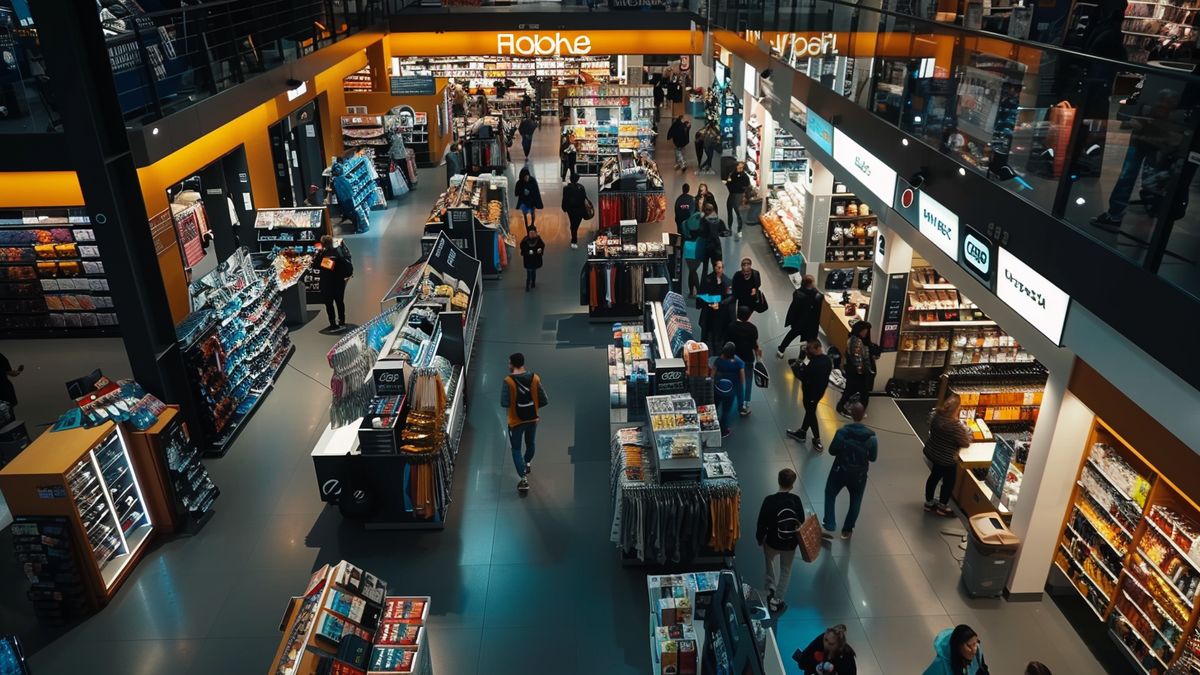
left=865, top=217, right=914, bottom=381
left=625, top=55, right=644, bottom=85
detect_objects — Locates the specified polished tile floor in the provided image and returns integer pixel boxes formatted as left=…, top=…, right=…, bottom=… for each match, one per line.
left=0, top=121, right=1118, bottom=674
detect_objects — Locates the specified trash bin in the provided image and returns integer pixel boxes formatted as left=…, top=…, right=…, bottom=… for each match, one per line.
left=962, top=512, right=1020, bottom=598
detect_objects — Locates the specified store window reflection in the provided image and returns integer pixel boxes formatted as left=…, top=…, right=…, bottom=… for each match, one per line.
left=0, top=3, right=59, bottom=133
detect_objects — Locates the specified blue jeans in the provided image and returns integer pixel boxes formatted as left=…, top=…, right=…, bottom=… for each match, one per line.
left=742, top=357, right=755, bottom=406
left=1106, top=142, right=1151, bottom=218
left=509, top=423, right=536, bottom=477
left=716, top=392, right=736, bottom=432
left=824, top=467, right=867, bottom=533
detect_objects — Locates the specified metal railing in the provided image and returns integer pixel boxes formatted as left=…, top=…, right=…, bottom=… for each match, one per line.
left=708, top=0, right=1200, bottom=300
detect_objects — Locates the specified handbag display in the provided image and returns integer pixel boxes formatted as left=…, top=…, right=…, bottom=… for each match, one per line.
left=798, top=512, right=823, bottom=562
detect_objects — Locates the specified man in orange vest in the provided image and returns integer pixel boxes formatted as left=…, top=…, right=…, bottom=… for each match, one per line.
left=500, top=352, right=549, bottom=493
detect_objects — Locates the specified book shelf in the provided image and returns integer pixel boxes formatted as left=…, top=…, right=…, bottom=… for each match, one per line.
left=1122, top=0, right=1200, bottom=63
left=394, top=55, right=612, bottom=82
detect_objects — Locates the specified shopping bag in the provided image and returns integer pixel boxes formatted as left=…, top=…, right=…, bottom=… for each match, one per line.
left=754, top=288, right=768, bottom=313
left=584, top=198, right=595, bottom=220
left=682, top=240, right=701, bottom=261
left=753, top=360, right=769, bottom=388
left=798, top=513, right=823, bottom=562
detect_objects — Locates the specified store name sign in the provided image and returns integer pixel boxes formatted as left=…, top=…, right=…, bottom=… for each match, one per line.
left=918, top=191, right=958, bottom=260
left=497, top=32, right=592, bottom=56
left=832, top=128, right=896, bottom=207
left=961, top=225, right=993, bottom=285
left=996, top=248, right=1070, bottom=345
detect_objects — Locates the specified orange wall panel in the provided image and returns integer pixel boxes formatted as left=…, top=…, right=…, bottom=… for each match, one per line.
left=0, top=172, right=85, bottom=208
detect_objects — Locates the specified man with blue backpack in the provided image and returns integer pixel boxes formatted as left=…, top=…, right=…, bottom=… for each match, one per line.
left=822, top=402, right=877, bottom=539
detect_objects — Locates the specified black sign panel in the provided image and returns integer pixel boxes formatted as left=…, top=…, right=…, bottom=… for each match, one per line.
left=446, top=207, right=475, bottom=257
left=653, top=359, right=687, bottom=395
left=893, top=178, right=920, bottom=229
left=389, top=76, right=436, bottom=96
left=960, top=224, right=995, bottom=288
left=371, top=367, right=406, bottom=396
left=879, top=272, right=909, bottom=352
left=428, top=231, right=481, bottom=285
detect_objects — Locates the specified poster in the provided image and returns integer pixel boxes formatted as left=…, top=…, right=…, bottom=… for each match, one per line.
left=878, top=272, right=908, bottom=352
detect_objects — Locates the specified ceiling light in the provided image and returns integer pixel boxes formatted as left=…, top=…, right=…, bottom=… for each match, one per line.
left=1075, top=197, right=1086, bottom=205
left=902, top=138, right=909, bottom=146
left=152, top=127, right=159, bottom=135
left=958, top=167, right=967, bottom=176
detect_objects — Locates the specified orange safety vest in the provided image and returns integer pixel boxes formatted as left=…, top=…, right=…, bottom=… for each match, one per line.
left=505, top=374, right=541, bottom=428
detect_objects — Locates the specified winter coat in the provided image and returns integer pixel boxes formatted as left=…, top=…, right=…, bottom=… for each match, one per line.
left=674, top=194, right=697, bottom=227
left=844, top=335, right=876, bottom=377
left=726, top=170, right=751, bottom=195
left=697, top=272, right=735, bottom=335
left=520, top=236, right=545, bottom=270
left=794, top=635, right=858, bottom=675
left=730, top=269, right=761, bottom=309
left=785, top=286, right=823, bottom=336
left=668, top=120, right=691, bottom=148
left=829, top=423, right=878, bottom=476
left=515, top=178, right=544, bottom=209
left=561, top=183, right=588, bottom=219
left=922, top=628, right=986, bottom=675
left=755, top=491, right=805, bottom=550
left=800, top=353, right=833, bottom=401
left=312, top=249, right=353, bottom=300
left=924, top=412, right=973, bottom=467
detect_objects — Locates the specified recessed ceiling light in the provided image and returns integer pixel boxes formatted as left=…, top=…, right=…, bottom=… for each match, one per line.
left=1075, top=197, right=1086, bottom=205
left=152, top=127, right=159, bottom=135
left=902, top=138, right=909, bottom=146
left=958, top=167, right=967, bottom=176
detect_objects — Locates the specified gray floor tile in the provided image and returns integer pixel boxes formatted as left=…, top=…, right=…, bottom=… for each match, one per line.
left=858, top=614, right=952, bottom=674
left=834, top=554, right=949, bottom=618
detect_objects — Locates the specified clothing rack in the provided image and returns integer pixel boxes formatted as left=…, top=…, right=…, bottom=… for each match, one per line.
left=597, top=190, right=667, bottom=230
left=581, top=257, right=668, bottom=321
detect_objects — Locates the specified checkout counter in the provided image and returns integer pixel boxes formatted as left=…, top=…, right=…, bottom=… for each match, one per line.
left=953, top=436, right=1027, bottom=522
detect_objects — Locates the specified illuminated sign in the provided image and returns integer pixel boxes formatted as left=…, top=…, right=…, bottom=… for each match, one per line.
left=832, top=128, right=897, bottom=207
left=286, top=81, right=308, bottom=101
left=497, top=32, right=593, bottom=56
left=917, top=191, right=959, bottom=260
left=806, top=110, right=832, bottom=155
left=996, top=248, right=1070, bottom=345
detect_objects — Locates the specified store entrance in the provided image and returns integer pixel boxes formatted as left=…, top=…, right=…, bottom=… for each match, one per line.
left=268, top=101, right=326, bottom=208
left=165, top=146, right=254, bottom=281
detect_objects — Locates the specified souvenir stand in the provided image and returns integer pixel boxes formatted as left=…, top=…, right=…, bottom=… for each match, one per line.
left=597, top=152, right=667, bottom=231
left=459, top=116, right=508, bottom=173
left=424, top=174, right=511, bottom=278
left=310, top=234, right=480, bottom=530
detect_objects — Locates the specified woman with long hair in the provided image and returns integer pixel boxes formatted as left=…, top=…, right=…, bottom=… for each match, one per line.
left=923, top=394, right=972, bottom=517
left=837, top=321, right=877, bottom=415
left=923, top=624, right=986, bottom=675
left=793, top=624, right=858, bottom=675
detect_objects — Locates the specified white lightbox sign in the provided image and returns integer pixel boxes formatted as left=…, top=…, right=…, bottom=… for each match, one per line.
left=832, top=128, right=896, bottom=207
left=996, top=248, right=1070, bottom=345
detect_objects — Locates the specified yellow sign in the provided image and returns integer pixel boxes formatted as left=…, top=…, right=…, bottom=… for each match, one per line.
left=497, top=32, right=592, bottom=56
left=389, top=30, right=700, bottom=57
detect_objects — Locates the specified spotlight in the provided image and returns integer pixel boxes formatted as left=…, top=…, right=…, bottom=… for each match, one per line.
left=901, top=138, right=909, bottom=146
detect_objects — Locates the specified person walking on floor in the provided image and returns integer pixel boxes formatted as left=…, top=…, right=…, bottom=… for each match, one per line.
left=674, top=183, right=696, bottom=236
left=445, top=143, right=465, bottom=185
left=681, top=206, right=704, bottom=296
left=822, top=402, right=877, bottom=539
left=500, top=352, right=548, bottom=494
left=710, top=342, right=745, bottom=437
left=923, top=394, right=972, bottom=517
left=515, top=167, right=543, bottom=228
left=837, top=321, right=877, bottom=415
left=793, top=624, right=859, bottom=675
left=312, top=235, right=352, bottom=331
left=725, top=305, right=761, bottom=417
left=697, top=258, right=735, bottom=350
left=786, top=340, right=834, bottom=451
left=518, top=115, right=537, bottom=159
left=562, top=173, right=589, bottom=249
left=724, top=160, right=751, bottom=237
left=730, top=257, right=762, bottom=313
left=694, top=182, right=719, bottom=214
left=667, top=116, right=692, bottom=170
left=560, top=132, right=577, bottom=182
left=519, top=226, right=545, bottom=291
left=693, top=127, right=705, bottom=168
left=756, top=467, right=805, bottom=613
left=923, top=625, right=986, bottom=675
left=698, top=201, right=725, bottom=280
left=778, top=275, right=823, bottom=359
left=700, top=125, right=721, bottom=173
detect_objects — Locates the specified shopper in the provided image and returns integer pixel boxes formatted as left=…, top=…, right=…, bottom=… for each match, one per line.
left=694, top=182, right=719, bottom=215
left=0, top=352, right=22, bottom=413
left=793, top=624, right=858, bottom=675
left=674, top=183, right=696, bottom=235
left=693, top=127, right=705, bottom=167
left=700, top=126, right=721, bottom=173
left=822, top=402, right=877, bottom=539
left=724, top=161, right=751, bottom=237
left=312, top=235, right=353, bottom=331
left=726, top=305, right=761, bottom=416
left=515, top=167, right=543, bottom=228
left=560, top=132, right=577, bottom=181
left=518, top=114, right=537, bottom=159
left=778, top=275, right=823, bottom=359
left=923, top=394, right=973, bottom=517
left=561, top=173, right=588, bottom=250
left=786, top=340, right=834, bottom=451
left=923, top=625, right=986, bottom=675
left=837, top=321, right=877, bottom=415
left=710, top=342, right=745, bottom=437
left=681, top=207, right=704, bottom=296
left=452, top=84, right=466, bottom=117
left=653, top=79, right=667, bottom=117
left=500, top=352, right=548, bottom=493
left=519, top=226, right=545, bottom=291
left=698, top=201, right=726, bottom=279
left=520, top=92, right=533, bottom=118
left=474, top=90, right=488, bottom=116
left=730, top=257, right=762, bottom=312
left=667, top=116, right=691, bottom=170
left=445, top=143, right=465, bottom=184
left=304, top=184, right=323, bottom=207
left=755, top=468, right=805, bottom=612
left=697, top=258, right=735, bottom=350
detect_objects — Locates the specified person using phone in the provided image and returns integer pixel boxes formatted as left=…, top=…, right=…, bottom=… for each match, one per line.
left=794, top=624, right=858, bottom=674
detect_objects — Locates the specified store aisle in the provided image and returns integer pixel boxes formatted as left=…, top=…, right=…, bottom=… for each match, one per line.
left=10, top=122, right=1110, bottom=675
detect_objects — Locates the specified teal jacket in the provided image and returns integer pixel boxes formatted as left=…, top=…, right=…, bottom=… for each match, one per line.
left=922, top=629, right=986, bottom=675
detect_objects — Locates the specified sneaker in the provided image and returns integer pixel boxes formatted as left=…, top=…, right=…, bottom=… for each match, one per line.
left=821, top=528, right=836, bottom=538
left=785, top=429, right=805, bottom=443
left=924, top=500, right=937, bottom=512
left=1090, top=212, right=1122, bottom=228
left=720, top=429, right=731, bottom=439
left=736, top=231, right=743, bottom=240
left=739, top=406, right=751, bottom=417
left=524, top=462, right=532, bottom=475
left=517, top=478, right=529, bottom=492
left=812, top=439, right=824, bottom=453
left=935, top=504, right=955, bottom=518
left=767, top=598, right=780, bottom=612
left=776, top=350, right=784, bottom=359
left=841, top=530, right=853, bottom=540
left=570, top=243, right=578, bottom=249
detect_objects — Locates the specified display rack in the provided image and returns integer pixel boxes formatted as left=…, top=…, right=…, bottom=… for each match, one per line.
left=607, top=323, right=653, bottom=423
left=424, top=173, right=510, bottom=277
left=8, top=516, right=91, bottom=625
left=341, top=114, right=397, bottom=194
left=745, top=116, right=764, bottom=188
left=563, top=84, right=655, bottom=175
left=768, top=127, right=806, bottom=187
left=253, top=207, right=331, bottom=302
left=1121, top=0, right=1200, bottom=63
left=0, top=208, right=118, bottom=336
left=329, top=152, right=385, bottom=229
left=938, top=362, right=1047, bottom=440
left=759, top=179, right=807, bottom=277
left=459, top=116, right=508, bottom=173
left=581, top=254, right=669, bottom=321
left=597, top=154, right=666, bottom=229
left=394, top=111, right=431, bottom=167
left=824, top=188, right=877, bottom=263
left=176, top=248, right=294, bottom=454
left=342, top=65, right=373, bottom=92
left=310, top=233, right=479, bottom=530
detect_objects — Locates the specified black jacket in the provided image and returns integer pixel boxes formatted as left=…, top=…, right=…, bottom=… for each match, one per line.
left=519, top=118, right=537, bottom=138
left=800, top=353, right=833, bottom=401
left=726, top=170, right=751, bottom=195
left=794, top=635, right=858, bottom=675
left=755, top=491, right=805, bottom=550
left=668, top=120, right=691, bottom=148
left=697, top=272, right=735, bottom=330
left=520, top=236, right=545, bottom=269
left=312, top=249, right=353, bottom=298
left=730, top=270, right=761, bottom=309
left=562, top=183, right=588, bottom=218
left=515, top=177, right=544, bottom=209
left=674, top=194, right=696, bottom=227
left=786, top=286, right=823, bottom=335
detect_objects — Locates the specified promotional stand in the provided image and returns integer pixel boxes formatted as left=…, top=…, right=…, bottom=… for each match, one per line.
left=424, top=174, right=511, bottom=278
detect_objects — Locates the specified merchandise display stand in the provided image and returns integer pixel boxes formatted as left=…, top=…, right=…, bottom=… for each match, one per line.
left=459, top=117, right=508, bottom=172
left=253, top=207, right=332, bottom=303
left=564, top=84, right=655, bottom=175
left=269, top=559, right=434, bottom=675
left=581, top=231, right=669, bottom=322
left=310, top=233, right=480, bottom=530
left=175, top=248, right=294, bottom=455
left=424, top=174, right=511, bottom=278
left=597, top=152, right=666, bottom=229
left=759, top=179, right=808, bottom=280
left=327, top=153, right=385, bottom=229
left=0, top=207, right=119, bottom=336
left=126, top=406, right=219, bottom=535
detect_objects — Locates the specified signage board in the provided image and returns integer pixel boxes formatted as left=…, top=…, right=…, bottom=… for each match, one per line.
left=832, top=128, right=897, bottom=207
left=389, top=75, right=437, bottom=96
left=371, top=367, right=406, bottom=397
left=653, top=358, right=687, bottom=395
left=960, top=224, right=994, bottom=286
left=445, top=207, right=475, bottom=257
left=916, top=190, right=959, bottom=261
left=996, top=248, right=1070, bottom=345
left=805, top=110, right=833, bottom=155
left=879, top=272, right=909, bottom=352
left=984, top=438, right=1014, bottom=503
left=893, top=178, right=920, bottom=229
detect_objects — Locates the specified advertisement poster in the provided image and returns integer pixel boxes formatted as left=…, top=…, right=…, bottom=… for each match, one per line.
left=879, top=272, right=909, bottom=352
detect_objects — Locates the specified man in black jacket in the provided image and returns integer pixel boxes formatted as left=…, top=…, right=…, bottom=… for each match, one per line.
left=723, top=160, right=751, bottom=237
left=729, top=257, right=761, bottom=312
left=696, top=259, right=735, bottom=349
left=787, top=340, right=834, bottom=451
left=561, top=173, right=589, bottom=249
left=674, top=183, right=696, bottom=234
left=755, top=468, right=805, bottom=612
left=777, top=275, right=823, bottom=359
left=667, top=116, right=691, bottom=170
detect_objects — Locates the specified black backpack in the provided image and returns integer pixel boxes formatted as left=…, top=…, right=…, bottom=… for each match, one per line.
left=510, top=375, right=541, bottom=422
left=838, top=433, right=872, bottom=478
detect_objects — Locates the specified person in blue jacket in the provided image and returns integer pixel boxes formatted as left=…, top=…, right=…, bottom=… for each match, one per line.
left=923, top=625, right=986, bottom=675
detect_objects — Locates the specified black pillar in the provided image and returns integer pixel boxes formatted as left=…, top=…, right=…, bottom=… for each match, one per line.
left=31, top=1, right=193, bottom=412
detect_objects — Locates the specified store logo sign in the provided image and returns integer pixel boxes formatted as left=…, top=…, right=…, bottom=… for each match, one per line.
left=497, top=32, right=592, bottom=56
left=833, top=128, right=896, bottom=207
left=918, top=191, right=958, bottom=260
left=900, top=188, right=915, bottom=209
left=963, top=232, right=990, bottom=277
left=996, top=248, right=1070, bottom=345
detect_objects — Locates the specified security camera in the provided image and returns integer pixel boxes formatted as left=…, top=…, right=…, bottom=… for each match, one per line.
left=909, top=172, right=927, bottom=189
left=761, top=68, right=772, bottom=81
left=286, top=78, right=303, bottom=89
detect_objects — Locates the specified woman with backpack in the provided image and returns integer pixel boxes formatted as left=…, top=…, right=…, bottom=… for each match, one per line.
left=923, top=394, right=973, bottom=517
left=710, top=341, right=745, bottom=438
